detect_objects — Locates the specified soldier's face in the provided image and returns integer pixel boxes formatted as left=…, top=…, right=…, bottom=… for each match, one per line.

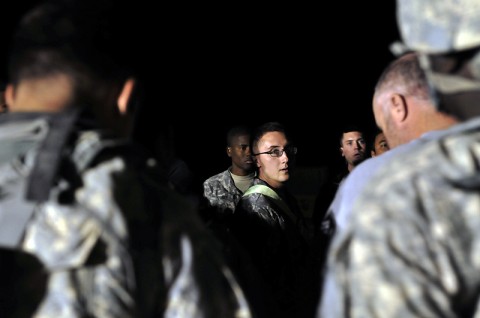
left=255, top=131, right=291, bottom=189
left=340, top=131, right=367, bottom=167
left=371, top=132, right=390, bottom=157
left=228, top=134, right=254, bottom=174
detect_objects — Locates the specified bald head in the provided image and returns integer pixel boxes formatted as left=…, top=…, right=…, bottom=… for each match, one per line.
left=374, top=52, right=430, bottom=101
left=372, top=53, right=458, bottom=148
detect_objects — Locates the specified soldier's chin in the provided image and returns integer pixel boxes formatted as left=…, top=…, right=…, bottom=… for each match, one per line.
left=353, top=158, right=365, bottom=166
left=244, top=163, right=255, bottom=169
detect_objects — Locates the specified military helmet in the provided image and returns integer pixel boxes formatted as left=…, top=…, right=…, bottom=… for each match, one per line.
left=396, top=0, right=480, bottom=53
left=391, top=0, right=480, bottom=112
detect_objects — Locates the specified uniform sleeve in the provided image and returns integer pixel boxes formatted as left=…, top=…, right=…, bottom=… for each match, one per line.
left=322, top=180, right=464, bottom=318
left=203, top=178, right=215, bottom=205
left=159, top=187, right=253, bottom=317
left=23, top=157, right=136, bottom=318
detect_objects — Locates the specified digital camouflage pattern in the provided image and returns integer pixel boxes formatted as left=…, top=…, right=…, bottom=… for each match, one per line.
left=232, top=178, right=318, bottom=318
left=203, top=168, right=249, bottom=216
left=0, top=113, right=255, bottom=318
left=397, top=0, right=480, bottom=53
left=159, top=188, right=254, bottom=318
left=395, top=0, right=480, bottom=97
left=321, top=118, right=480, bottom=317
left=0, top=113, right=135, bottom=317
left=319, top=1, right=480, bottom=317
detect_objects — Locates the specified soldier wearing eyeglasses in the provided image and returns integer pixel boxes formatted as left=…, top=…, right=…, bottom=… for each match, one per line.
left=230, top=122, right=319, bottom=318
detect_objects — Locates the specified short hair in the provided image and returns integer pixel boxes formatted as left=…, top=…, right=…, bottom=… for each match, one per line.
left=371, top=129, right=384, bottom=150
left=374, top=52, right=430, bottom=100
left=339, top=124, right=365, bottom=146
left=8, top=1, right=131, bottom=110
left=251, top=122, right=289, bottom=153
left=226, top=125, right=251, bottom=146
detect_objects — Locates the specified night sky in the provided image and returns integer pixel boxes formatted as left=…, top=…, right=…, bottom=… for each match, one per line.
left=3, top=1, right=400, bottom=189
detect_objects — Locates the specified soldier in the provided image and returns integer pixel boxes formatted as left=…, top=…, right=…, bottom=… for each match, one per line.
left=231, top=122, right=318, bottom=318
left=312, top=125, right=367, bottom=236
left=318, top=0, right=480, bottom=317
left=370, top=129, right=389, bottom=157
left=1, top=1, right=255, bottom=317
left=203, top=125, right=255, bottom=219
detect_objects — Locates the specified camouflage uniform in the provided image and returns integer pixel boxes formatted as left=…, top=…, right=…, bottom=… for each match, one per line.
left=395, top=0, right=480, bottom=54
left=319, top=1, right=480, bottom=317
left=0, top=113, right=254, bottom=318
left=159, top=188, right=254, bottom=318
left=232, top=178, right=318, bottom=318
left=320, top=118, right=480, bottom=317
left=0, top=113, right=135, bottom=317
left=393, top=0, right=480, bottom=105
left=203, top=168, right=251, bottom=216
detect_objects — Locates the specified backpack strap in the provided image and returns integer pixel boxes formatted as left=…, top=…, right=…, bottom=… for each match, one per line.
left=0, top=109, right=82, bottom=248
left=26, top=108, right=80, bottom=202
left=243, top=184, right=297, bottom=224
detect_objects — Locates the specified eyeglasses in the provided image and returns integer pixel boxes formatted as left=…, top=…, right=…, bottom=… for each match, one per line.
left=253, top=147, right=297, bottom=158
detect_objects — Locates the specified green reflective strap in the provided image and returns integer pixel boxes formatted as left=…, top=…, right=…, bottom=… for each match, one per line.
left=243, top=184, right=278, bottom=198
left=243, top=185, right=297, bottom=224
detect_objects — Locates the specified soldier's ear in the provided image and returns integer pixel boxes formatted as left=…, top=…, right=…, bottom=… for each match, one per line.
left=390, top=93, right=408, bottom=123
left=117, top=78, right=135, bottom=115
left=255, top=156, right=261, bottom=168
left=5, top=84, right=14, bottom=108
left=226, top=146, right=232, bottom=157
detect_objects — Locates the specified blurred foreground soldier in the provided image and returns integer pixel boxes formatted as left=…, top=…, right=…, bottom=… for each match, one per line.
left=0, top=82, right=7, bottom=113
left=318, top=0, right=480, bottom=317
left=318, top=52, right=458, bottom=317
left=3, top=2, right=137, bottom=316
left=1, top=1, right=254, bottom=317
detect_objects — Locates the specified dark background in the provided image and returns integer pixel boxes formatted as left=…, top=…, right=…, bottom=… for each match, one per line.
left=3, top=1, right=400, bottom=190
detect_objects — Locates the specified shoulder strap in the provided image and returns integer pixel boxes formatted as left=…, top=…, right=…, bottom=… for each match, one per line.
left=26, top=109, right=79, bottom=202
left=243, top=184, right=297, bottom=224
